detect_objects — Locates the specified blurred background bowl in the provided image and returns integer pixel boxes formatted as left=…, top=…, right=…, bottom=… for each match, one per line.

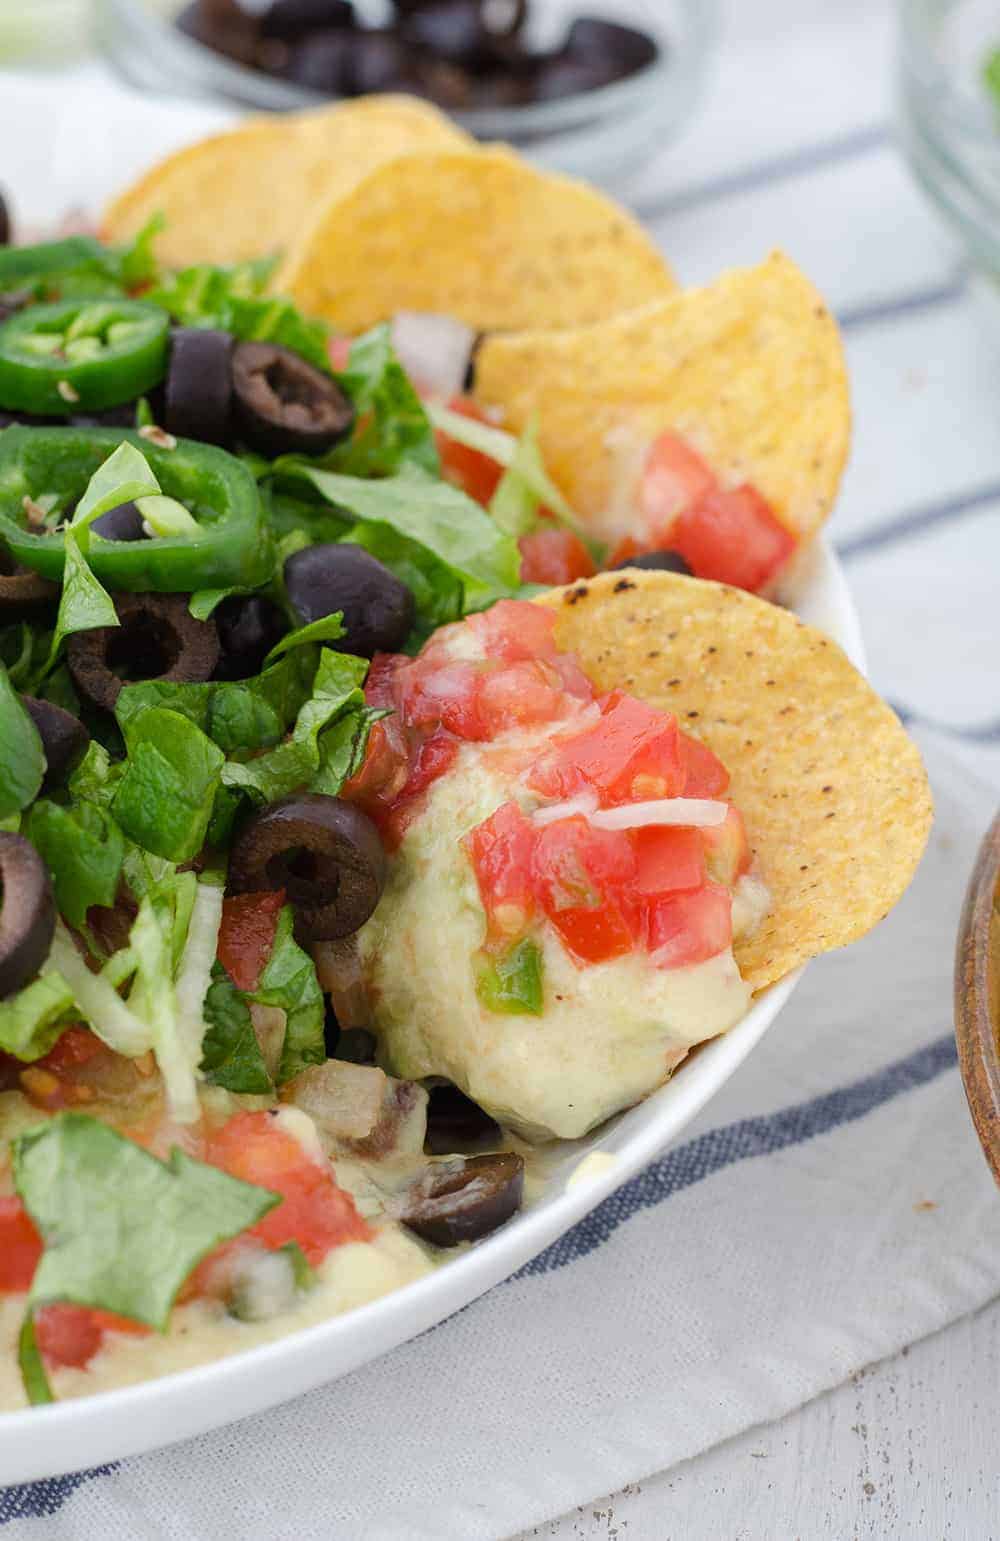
left=95, top=0, right=718, bottom=186
left=955, top=811, right=1000, bottom=1185
left=899, top=0, right=1000, bottom=285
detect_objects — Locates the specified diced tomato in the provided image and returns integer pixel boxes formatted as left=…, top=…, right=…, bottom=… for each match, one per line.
left=467, top=598, right=558, bottom=662
left=381, top=729, right=461, bottom=848
left=528, top=692, right=685, bottom=806
left=465, top=801, right=537, bottom=948
left=36, top=1026, right=104, bottom=1075
left=672, top=485, right=796, bottom=592
left=0, top=1197, right=42, bottom=1292
left=33, top=1304, right=148, bottom=1371
left=327, top=335, right=353, bottom=372
left=640, top=433, right=716, bottom=545
left=632, top=826, right=706, bottom=897
left=679, top=733, right=730, bottom=798
left=519, top=526, right=596, bottom=587
left=647, top=881, right=733, bottom=969
left=699, top=805, right=750, bottom=886
left=531, top=817, right=636, bottom=965
left=435, top=397, right=504, bottom=507
left=205, top=1111, right=370, bottom=1266
left=217, top=891, right=286, bottom=992
left=478, top=660, right=566, bottom=734
left=399, top=656, right=488, bottom=741
left=20, top=1026, right=147, bottom=1112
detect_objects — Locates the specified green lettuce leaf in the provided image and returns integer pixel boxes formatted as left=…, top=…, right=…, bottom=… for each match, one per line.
left=115, top=645, right=316, bottom=757
left=113, top=707, right=225, bottom=862
left=262, top=612, right=344, bottom=667
left=0, top=663, right=44, bottom=818
left=329, top=323, right=439, bottom=477
left=71, top=441, right=160, bottom=535
left=46, top=529, right=119, bottom=668
left=278, top=463, right=521, bottom=616
left=26, top=798, right=125, bottom=929
left=202, top=904, right=325, bottom=1092
left=148, top=261, right=331, bottom=374
left=0, top=973, right=75, bottom=1062
left=221, top=649, right=382, bottom=804
left=13, top=1113, right=278, bottom=1403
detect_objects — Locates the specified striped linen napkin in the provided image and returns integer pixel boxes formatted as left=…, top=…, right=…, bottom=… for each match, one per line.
left=4, top=729, right=997, bottom=1540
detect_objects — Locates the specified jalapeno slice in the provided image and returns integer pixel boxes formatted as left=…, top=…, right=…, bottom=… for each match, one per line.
left=0, top=427, right=274, bottom=593
left=0, top=299, right=169, bottom=417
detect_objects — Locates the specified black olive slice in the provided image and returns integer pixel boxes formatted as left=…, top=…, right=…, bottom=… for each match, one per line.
left=66, top=591, right=220, bottom=713
left=164, top=328, right=235, bottom=447
left=214, top=594, right=287, bottom=680
left=0, top=552, right=59, bottom=623
left=90, top=500, right=147, bottom=543
left=284, top=544, right=414, bottom=657
left=228, top=793, right=386, bottom=942
left=401, top=1152, right=524, bottom=1247
left=231, top=341, right=355, bottom=459
left=0, top=833, right=55, bottom=1001
left=425, top=1082, right=502, bottom=1155
left=610, top=549, right=693, bottom=576
left=20, top=696, right=89, bottom=791
left=262, top=0, right=355, bottom=40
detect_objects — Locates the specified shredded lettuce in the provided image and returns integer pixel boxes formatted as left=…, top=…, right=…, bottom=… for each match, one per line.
left=0, top=973, right=75, bottom=1063
left=13, top=1114, right=277, bottom=1403
left=261, top=612, right=344, bottom=667
left=0, top=663, right=44, bottom=818
left=329, top=323, right=440, bottom=477
left=113, top=707, right=225, bottom=862
left=27, top=798, right=125, bottom=929
left=147, top=260, right=331, bottom=375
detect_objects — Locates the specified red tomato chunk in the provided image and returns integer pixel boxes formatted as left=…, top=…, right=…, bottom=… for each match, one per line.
left=518, top=526, right=596, bottom=587
left=464, top=802, right=537, bottom=950
left=435, top=397, right=504, bottom=507
left=217, top=890, right=286, bottom=991
left=529, top=691, right=685, bottom=806
left=646, top=881, right=734, bottom=970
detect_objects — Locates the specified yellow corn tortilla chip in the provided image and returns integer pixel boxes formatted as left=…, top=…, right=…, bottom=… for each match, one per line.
left=476, top=251, right=850, bottom=548
left=276, top=145, right=676, bottom=334
left=537, top=570, right=931, bottom=992
left=101, top=96, right=472, bottom=270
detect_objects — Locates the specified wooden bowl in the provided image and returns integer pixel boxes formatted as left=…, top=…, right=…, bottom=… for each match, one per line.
left=955, top=812, right=1000, bottom=1184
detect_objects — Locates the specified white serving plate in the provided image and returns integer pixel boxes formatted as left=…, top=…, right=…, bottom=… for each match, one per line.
left=0, top=70, right=865, bottom=1483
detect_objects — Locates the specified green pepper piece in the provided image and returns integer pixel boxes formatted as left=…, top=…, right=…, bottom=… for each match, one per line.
left=0, top=299, right=169, bottom=417
left=476, top=938, right=545, bottom=1016
left=0, top=428, right=274, bottom=593
left=0, top=236, right=112, bottom=291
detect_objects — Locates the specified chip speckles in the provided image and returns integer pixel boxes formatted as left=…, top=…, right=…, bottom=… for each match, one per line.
left=476, top=251, right=850, bottom=548
left=278, top=146, right=675, bottom=334
left=537, top=569, right=932, bottom=994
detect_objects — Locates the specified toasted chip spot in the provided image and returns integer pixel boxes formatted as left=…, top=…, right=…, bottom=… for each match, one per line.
left=537, top=570, right=932, bottom=992
left=276, top=147, right=675, bottom=334
left=476, top=252, right=850, bottom=547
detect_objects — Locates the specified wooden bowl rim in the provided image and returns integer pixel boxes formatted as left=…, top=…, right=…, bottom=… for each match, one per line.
left=955, top=811, right=1000, bottom=1185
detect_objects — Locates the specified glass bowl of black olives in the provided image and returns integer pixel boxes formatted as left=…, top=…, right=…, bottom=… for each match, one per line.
left=96, top=0, right=718, bottom=189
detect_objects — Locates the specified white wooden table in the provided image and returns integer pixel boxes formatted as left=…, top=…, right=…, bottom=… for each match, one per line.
left=516, top=0, right=1000, bottom=1533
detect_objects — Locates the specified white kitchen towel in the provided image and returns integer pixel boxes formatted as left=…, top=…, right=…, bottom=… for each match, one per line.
left=2, top=729, right=997, bottom=1541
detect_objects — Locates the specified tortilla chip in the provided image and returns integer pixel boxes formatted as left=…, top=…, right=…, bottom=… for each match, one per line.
left=276, top=145, right=676, bottom=334
left=476, top=252, right=850, bottom=547
left=537, top=570, right=931, bottom=992
left=101, top=96, right=472, bottom=270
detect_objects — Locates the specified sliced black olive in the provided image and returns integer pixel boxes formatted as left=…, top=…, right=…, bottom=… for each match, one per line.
left=0, top=551, right=59, bottom=622
left=262, top=0, right=354, bottom=40
left=402, top=1152, right=524, bottom=1247
left=425, top=1082, right=502, bottom=1155
left=214, top=594, right=287, bottom=680
left=565, top=17, right=658, bottom=76
left=164, top=328, right=234, bottom=447
left=231, top=341, right=355, bottom=459
left=339, top=29, right=412, bottom=95
left=20, top=696, right=89, bottom=791
left=610, top=549, right=693, bottom=576
left=90, top=500, right=147, bottom=543
left=67, top=591, right=220, bottom=713
left=228, top=793, right=386, bottom=942
left=284, top=544, right=414, bottom=657
left=0, top=191, right=9, bottom=247
left=0, top=833, right=55, bottom=1001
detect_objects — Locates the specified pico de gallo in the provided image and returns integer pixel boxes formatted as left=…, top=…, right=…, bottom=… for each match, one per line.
left=0, top=191, right=770, bottom=1410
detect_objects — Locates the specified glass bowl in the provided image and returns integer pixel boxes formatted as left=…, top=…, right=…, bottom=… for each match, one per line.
left=899, top=0, right=1000, bottom=282
left=95, top=0, right=718, bottom=188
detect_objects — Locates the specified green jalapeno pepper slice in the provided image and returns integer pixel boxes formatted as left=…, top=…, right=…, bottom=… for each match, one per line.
left=0, top=427, right=274, bottom=593
left=0, top=300, right=169, bottom=417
